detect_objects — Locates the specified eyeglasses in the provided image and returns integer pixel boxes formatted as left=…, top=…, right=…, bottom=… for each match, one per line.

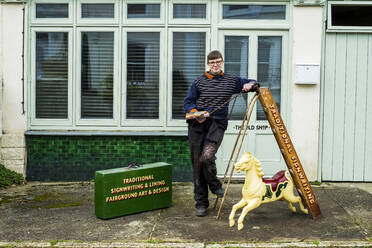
left=208, top=60, right=223, bottom=66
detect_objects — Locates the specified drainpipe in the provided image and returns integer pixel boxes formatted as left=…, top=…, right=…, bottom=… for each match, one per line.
left=21, top=4, right=25, bottom=115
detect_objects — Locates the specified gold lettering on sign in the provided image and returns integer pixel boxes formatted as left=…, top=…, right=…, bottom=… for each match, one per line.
left=258, top=88, right=321, bottom=218
left=106, top=192, right=138, bottom=203
left=105, top=175, right=170, bottom=204
left=111, top=184, right=144, bottom=194
left=290, top=156, right=315, bottom=205
left=123, top=174, right=154, bottom=184
left=269, top=103, right=316, bottom=206
left=152, top=187, right=170, bottom=194
left=269, top=104, right=294, bottom=154
left=138, top=190, right=148, bottom=197
left=149, top=180, right=166, bottom=188
left=269, top=93, right=316, bottom=213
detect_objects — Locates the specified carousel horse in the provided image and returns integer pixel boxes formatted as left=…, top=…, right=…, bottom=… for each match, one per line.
left=229, top=152, right=308, bottom=230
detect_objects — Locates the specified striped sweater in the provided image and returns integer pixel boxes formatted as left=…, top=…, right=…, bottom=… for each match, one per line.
left=184, top=72, right=256, bottom=119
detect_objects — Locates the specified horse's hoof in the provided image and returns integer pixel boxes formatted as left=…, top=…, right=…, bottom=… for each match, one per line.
left=238, top=223, right=243, bottom=230
left=303, top=209, right=309, bottom=214
left=229, top=219, right=235, bottom=227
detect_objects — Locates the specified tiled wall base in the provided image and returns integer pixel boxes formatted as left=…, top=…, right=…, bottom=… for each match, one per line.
left=26, top=135, right=192, bottom=182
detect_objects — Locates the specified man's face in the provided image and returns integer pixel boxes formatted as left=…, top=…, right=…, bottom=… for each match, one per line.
left=207, top=58, right=224, bottom=74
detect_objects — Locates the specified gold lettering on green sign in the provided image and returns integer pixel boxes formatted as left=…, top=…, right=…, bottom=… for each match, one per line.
left=149, top=180, right=166, bottom=188
left=152, top=187, right=170, bottom=194
left=123, top=174, right=154, bottom=184
left=106, top=192, right=138, bottom=202
left=105, top=175, right=170, bottom=204
left=111, top=183, right=144, bottom=194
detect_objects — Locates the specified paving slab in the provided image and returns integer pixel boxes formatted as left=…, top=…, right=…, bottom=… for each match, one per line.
left=0, top=181, right=371, bottom=247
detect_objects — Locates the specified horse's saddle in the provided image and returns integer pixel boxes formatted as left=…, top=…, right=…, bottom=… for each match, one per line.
left=262, top=170, right=287, bottom=192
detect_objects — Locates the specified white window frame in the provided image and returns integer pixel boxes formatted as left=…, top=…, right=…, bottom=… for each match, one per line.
left=30, top=27, right=73, bottom=126
left=327, top=1, right=372, bottom=32
left=167, top=27, right=210, bottom=127
left=218, top=1, right=290, bottom=29
left=168, top=0, right=211, bottom=25
left=121, top=28, right=166, bottom=127
left=75, top=27, right=120, bottom=126
left=31, top=0, right=73, bottom=25
left=124, top=0, right=165, bottom=26
left=217, top=29, right=289, bottom=134
left=27, top=0, right=291, bottom=132
left=77, top=0, right=119, bottom=25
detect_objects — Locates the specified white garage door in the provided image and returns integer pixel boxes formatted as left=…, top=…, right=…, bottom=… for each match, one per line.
left=321, top=32, right=372, bottom=181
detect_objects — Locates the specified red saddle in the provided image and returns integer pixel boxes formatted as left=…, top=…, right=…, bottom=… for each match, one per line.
left=262, top=170, right=287, bottom=192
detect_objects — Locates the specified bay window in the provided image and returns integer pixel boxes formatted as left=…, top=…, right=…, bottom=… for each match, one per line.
left=28, top=0, right=287, bottom=131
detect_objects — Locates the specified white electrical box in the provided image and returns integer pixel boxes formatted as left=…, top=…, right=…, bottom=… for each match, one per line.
left=295, top=64, right=320, bottom=85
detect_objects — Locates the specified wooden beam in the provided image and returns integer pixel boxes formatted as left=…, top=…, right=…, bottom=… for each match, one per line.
left=258, top=87, right=322, bottom=219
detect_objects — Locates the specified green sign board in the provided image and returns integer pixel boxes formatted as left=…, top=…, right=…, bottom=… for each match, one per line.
left=95, top=162, right=172, bottom=219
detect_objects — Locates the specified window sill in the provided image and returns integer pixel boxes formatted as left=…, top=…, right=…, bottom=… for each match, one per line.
left=25, top=130, right=188, bottom=136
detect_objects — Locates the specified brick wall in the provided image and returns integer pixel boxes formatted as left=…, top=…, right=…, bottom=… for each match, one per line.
left=26, top=135, right=192, bottom=182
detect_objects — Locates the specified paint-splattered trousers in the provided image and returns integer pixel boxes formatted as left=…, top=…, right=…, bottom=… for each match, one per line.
left=187, top=118, right=228, bottom=209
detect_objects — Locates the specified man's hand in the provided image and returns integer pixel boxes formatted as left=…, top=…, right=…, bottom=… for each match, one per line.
left=242, top=83, right=254, bottom=92
left=192, top=109, right=206, bottom=123
left=196, top=116, right=206, bottom=123
left=187, top=109, right=207, bottom=123
left=243, top=82, right=260, bottom=92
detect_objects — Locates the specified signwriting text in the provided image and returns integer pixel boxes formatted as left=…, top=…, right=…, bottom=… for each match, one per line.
left=269, top=104, right=315, bottom=205
left=106, top=175, right=169, bottom=203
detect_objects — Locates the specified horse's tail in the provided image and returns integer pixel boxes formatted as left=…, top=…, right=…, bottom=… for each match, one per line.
left=285, top=170, right=293, bottom=183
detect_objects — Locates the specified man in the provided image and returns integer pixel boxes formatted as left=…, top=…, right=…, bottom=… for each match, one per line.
left=184, top=50, right=258, bottom=217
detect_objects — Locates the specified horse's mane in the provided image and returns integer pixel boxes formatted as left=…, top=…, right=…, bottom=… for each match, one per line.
left=251, top=156, right=265, bottom=178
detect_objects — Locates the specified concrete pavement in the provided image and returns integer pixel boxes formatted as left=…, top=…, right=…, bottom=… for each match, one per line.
left=0, top=182, right=371, bottom=247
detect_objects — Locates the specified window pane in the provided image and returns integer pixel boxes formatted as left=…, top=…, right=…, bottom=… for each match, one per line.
left=223, top=5, right=285, bottom=20
left=127, top=4, right=160, bottom=18
left=82, top=4, right=115, bottom=18
left=172, top=32, right=205, bottom=119
left=36, top=4, right=69, bottom=18
left=36, top=32, right=68, bottom=119
left=332, top=5, right=372, bottom=26
left=173, top=4, right=206, bottom=18
left=127, top=33, right=160, bottom=119
left=225, top=36, right=249, bottom=120
left=257, top=36, right=282, bottom=120
left=81, top=32, right=114, bottom=119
